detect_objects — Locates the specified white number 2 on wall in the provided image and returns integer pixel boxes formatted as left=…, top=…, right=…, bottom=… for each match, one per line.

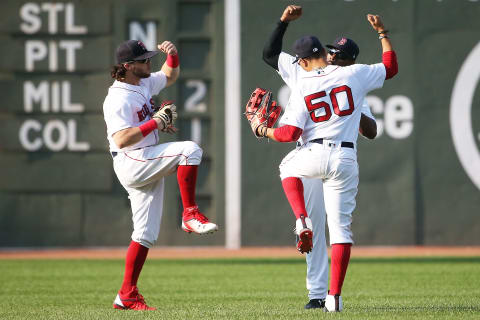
left=185, top=80, right=207, bottom=144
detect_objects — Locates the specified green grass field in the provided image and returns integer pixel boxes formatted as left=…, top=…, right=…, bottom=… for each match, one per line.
left=1, top=257, right=479, bottom=319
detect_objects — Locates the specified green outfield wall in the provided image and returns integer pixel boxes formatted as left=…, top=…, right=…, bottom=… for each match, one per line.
left=0, top=0, right=479, bottom=247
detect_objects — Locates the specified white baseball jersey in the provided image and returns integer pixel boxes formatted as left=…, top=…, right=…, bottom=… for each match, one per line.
left=277, top=52, right=385, bottom=144
left=103, top=71, right=167, bottom=152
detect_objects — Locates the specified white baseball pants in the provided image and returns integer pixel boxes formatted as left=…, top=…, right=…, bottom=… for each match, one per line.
left=113, top=141, right=202, bottom=248
left=279, top=141, right=359, bottom=299
left=303, top=178, right=329, bottom=300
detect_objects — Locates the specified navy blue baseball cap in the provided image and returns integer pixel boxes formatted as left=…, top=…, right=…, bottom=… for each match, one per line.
left=116, top=40, right=159, bottom=64
left=292, top=35, right=324, bottom=64
left=326, top=37, right=359, bottom=60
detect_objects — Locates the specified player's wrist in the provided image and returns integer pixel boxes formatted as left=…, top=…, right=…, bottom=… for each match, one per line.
left=166, top=54, right=179, bottom=68
left=257, top=125, right=268, bottom=138
left=139, top=119, right=158, bottom=137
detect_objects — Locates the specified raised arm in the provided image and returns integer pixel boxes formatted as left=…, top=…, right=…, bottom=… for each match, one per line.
left=263, top=5, right=302, bottom=70
left=367, top=14, right=398, bottom=79
left=367, top=14, right=393, bottom=52
left=158, top=41, right=180, bottom=87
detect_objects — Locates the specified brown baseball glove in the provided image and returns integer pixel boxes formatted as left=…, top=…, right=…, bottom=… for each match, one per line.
left=152, top=100, right=178, bottom=131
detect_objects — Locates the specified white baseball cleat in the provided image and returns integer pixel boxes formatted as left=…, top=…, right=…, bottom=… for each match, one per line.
left=294, top=214, right=313, bottom=254
left=182, top=206, right=218, bottom=234
left=324, top=294, right=343, bottom=312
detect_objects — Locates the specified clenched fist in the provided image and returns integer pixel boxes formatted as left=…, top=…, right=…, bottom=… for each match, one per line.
left=157, top=41, right=177, bottom=55
left=367, top=14, right=386, bottom=33
left=280, top=5, right=302, bottom=22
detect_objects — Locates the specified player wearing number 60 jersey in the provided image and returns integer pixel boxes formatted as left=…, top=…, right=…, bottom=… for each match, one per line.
left=257, top=6, right=397, bottom=312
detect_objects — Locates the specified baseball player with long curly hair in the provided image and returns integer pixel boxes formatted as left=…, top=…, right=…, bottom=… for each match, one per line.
left=103, top=40, right=218, bottom=310
left=258, top=5, right=398, bottom=312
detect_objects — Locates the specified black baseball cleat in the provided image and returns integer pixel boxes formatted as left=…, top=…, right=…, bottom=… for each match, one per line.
left=304, top=299, right=325, bottom=309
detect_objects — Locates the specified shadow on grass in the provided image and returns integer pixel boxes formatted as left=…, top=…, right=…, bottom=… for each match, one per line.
left=149, top=256, right=480, bottom=265
left=362, top=305, right=480, bottom=312
left=350, top=257, right=480, bottom=264
left=3, top=257, right=479, bottom=266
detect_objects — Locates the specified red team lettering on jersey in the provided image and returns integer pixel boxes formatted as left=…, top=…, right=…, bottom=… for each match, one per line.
left=137, top=104, right=150, bottom=122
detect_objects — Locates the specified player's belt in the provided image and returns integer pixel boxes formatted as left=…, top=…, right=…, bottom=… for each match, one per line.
left=309, top=138, right=354, bottom=149
left=110, top=147, right=143, bottom=158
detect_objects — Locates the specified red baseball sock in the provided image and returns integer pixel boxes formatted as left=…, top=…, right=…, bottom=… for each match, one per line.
left=177, top=165, right=198, bottom=210
left=329, top=243, right=352, bottom=295
left=281, top=177, right=308, bottom=219
left=120, top=241, right=149, bottom=296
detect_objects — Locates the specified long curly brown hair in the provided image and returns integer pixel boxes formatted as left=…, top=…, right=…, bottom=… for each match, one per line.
left=110, top=64, right=127, bottom=81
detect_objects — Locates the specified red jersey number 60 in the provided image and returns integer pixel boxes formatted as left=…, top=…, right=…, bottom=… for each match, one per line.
left=304, top=85, right=355, bottom=123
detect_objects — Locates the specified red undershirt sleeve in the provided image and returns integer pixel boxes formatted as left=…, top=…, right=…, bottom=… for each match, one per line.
left=273, top=125, right=303, bottom=142
left=382, top=51, right=398, bottom=80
